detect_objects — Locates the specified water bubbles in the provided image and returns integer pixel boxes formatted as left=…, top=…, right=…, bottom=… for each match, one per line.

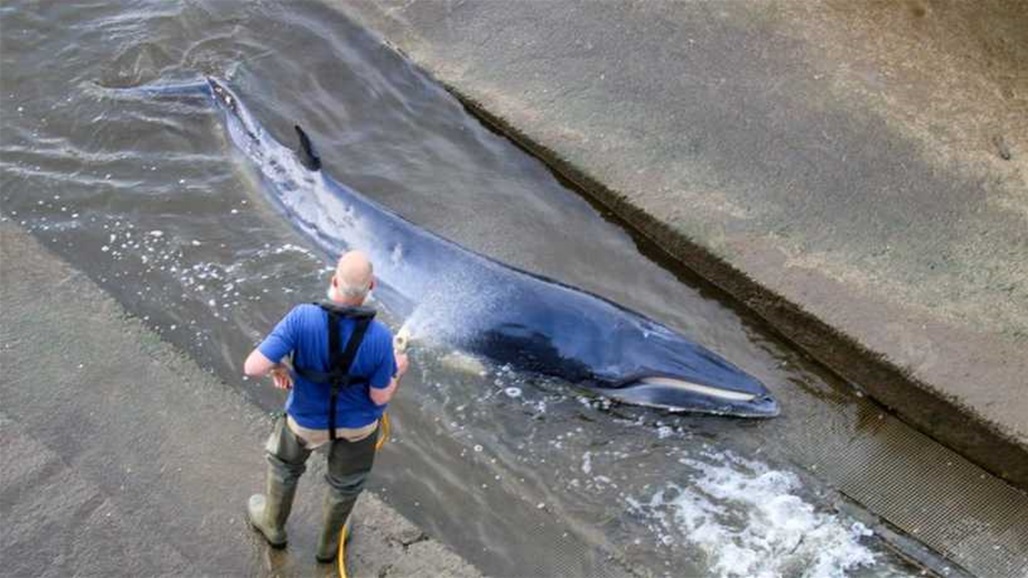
left=851, top=522, right=873, bottom=537
left=504, top=387, right=522, bottom=398
left=629, top=452, right=878, bottom=577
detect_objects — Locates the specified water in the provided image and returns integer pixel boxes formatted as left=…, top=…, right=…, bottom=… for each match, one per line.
left=0, top=2, right=932, bottom=576
left=628, top=452, right=881, bottom=577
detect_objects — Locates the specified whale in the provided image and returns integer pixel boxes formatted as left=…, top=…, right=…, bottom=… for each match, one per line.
left=137, top=77, right=779, bottom=417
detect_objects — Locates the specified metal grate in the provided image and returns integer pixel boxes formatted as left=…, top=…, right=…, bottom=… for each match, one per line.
left=800, top=408, right=1028, bottom=577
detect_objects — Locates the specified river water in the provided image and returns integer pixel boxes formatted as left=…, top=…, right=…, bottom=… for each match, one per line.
left=0, top=2, right=928, bottom=576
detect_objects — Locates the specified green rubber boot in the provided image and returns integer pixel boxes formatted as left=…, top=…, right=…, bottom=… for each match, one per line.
left=247, top=472, right=297, bottom=549
left=314, top=491, right=358, bottom=563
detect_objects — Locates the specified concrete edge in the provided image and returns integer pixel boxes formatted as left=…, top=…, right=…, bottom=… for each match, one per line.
left=377, top=65, right=1028, bottom=491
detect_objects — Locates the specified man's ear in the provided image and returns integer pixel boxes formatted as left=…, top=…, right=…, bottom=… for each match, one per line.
left=369, top=277, right=376, bottom=291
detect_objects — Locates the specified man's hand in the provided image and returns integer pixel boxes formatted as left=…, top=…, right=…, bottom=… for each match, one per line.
left=244, top=349, right=294, bottom=390
left=370, top=350, right=409, bottom=407
left=270, top=365, right=293, bottom=390
left=395, top=352, right=410, bottom=379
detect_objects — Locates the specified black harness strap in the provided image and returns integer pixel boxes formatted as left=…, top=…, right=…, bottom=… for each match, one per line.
left=326, top=310, right=372, bottom=440
left=292, top=303, right=376, bottom=441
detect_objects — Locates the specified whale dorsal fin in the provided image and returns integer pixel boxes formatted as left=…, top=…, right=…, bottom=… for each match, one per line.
left=294, top=125, right=321, bottom=171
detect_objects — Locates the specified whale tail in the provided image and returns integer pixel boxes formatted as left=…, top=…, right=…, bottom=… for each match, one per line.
left=95, top=78, right=212, bottom=100
left=294, top=125, right=322, bottom=171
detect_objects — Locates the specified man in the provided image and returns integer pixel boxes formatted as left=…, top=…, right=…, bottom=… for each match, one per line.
left=243, top=250, right=409, bottom=563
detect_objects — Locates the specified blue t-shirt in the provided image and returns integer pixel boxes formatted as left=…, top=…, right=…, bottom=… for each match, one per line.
left=258, top=304, right=397, bottom=429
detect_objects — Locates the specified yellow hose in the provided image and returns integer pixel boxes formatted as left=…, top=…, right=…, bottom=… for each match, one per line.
left=337, top=411, right=390, bottom=577
left=376, top=412, right=390, bottom=451
left=337, top=521, right=349, bottom=578
left=340, top=326, right=405, bottom=576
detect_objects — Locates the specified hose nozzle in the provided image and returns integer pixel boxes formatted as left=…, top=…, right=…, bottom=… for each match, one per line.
left=394, top=324, right=411, bottom=354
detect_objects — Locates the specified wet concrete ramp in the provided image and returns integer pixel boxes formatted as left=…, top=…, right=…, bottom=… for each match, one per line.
left=0, top=222, right=479, bottom=577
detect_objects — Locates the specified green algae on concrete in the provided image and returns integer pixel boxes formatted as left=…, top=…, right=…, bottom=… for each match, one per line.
left=334, top=0, right=1028, bottom=488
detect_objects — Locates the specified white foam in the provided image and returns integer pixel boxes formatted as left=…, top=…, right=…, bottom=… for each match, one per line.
left=629, top=452, right=881, bottom=578
left=390, top=242, right=404, bottom=266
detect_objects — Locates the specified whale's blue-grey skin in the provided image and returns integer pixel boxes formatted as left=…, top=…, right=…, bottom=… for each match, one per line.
left=154, top=77, right=778, bottom=417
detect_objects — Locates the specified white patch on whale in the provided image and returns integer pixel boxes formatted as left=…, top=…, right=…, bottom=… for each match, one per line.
left=634, top=376, right=757, bottom=402
left=390, top=242, right=404, bottom=266
left=440, top=350, right=488, bottom=376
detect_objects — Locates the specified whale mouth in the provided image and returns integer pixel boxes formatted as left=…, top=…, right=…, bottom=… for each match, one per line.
left=633, top=376, right=758, bottom=402
left=606, top=375, right=778, bottom=417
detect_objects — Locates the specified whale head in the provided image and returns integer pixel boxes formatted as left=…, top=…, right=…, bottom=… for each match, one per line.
left=593, top=319, right=780, bottom=417
left=473, top=303, right=780, bottom=418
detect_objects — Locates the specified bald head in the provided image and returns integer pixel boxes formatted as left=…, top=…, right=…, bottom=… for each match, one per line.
left=331, top=250, right=374, bottom=303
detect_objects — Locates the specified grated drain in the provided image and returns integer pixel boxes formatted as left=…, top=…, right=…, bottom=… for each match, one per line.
left=797, top=405, right=1028, bottom=577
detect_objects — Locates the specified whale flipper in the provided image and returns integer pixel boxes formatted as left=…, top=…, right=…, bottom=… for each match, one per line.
left=294, top=125, right=321, bottom=171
